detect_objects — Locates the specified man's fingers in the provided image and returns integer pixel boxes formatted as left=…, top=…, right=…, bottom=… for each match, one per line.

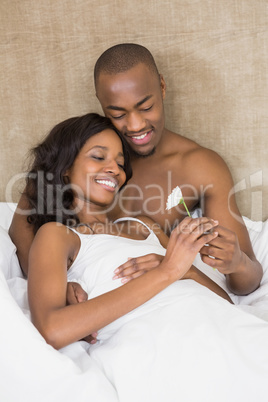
left=200, top=243, right=222, bottom=257
left=82, top=332, right=98, bottom=344
left=72, top=283, right=88, bottom=303
left=66, top=283, right=78, bottom=305
left=200, top=254, right=224, bottom=270
left=196, top=230, right=219, bottom=249
left=192, top=222, right=218, bottom=237
left=176, top=217, right=218, bottom=236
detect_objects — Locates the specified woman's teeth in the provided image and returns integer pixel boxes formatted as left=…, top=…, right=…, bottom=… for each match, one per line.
left=96, top=180, right=116, bottom=188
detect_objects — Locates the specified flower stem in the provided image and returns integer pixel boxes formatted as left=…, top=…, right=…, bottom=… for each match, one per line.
left=183, top=201, right=191, bottom=218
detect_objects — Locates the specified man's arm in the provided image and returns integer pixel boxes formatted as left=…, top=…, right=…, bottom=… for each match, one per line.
left=188, top=148, right=262, bottom=295
left=9, top=193, right=34, bottom=276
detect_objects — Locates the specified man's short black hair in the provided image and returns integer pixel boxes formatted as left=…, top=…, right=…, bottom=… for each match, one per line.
left=94, top=43, right=159, bottom=86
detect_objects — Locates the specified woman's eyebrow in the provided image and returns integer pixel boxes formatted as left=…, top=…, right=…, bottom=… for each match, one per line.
left=88, top=145, right=124, bottom=158
left=90, top=145, right=107, bottom=150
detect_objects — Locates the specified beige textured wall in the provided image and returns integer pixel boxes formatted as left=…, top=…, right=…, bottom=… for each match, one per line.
left=0, top=0, right=267, bottom=220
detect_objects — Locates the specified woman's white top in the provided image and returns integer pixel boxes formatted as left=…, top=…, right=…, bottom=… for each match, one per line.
left=67, top=217, right=166, bottom=300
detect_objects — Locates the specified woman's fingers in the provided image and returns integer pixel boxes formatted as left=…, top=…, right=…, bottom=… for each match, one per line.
left=175, top=217, right=218, bottom=238
left=113, top=254, right=163, bottom=282
left=113, top=258, right=139, bottom=279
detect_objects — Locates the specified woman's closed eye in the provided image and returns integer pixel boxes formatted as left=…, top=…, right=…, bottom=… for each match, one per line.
left=91, top=154, right=124, bottom=170
left=117, top=162, right=124, bottom=169
left=91, top=155, right=104, bottom=161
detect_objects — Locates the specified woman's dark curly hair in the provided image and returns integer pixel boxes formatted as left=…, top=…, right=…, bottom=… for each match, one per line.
left=26, top=113, right=132, bottom=233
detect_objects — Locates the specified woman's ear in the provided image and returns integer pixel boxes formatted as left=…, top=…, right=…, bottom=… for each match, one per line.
left=159, top=74, right=166, bottom=100
left=63, top=170, right=70, bottom=184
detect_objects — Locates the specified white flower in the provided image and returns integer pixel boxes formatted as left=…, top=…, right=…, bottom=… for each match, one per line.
left=166, top=186, right=191, bottom=217
left=166, top=186, right=183, bottom=210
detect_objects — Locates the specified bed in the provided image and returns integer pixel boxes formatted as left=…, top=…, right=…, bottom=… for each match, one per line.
left=1, top=201, right=268, bottom=402
left=1, top=1, right=268, bottom=400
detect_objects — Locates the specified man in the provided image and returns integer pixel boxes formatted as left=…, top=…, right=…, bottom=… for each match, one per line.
left=9, top=43, right=262, bottom=297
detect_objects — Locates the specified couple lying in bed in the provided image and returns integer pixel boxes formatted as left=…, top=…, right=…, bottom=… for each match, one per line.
left=9, top=113, right=268, bottom=400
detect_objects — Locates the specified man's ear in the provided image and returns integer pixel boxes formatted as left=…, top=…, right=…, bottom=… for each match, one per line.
left=159, top=74, right=166, bottom=100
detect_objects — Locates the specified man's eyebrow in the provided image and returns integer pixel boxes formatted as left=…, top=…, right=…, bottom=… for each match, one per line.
left=106, top=95, right=153, bottom=111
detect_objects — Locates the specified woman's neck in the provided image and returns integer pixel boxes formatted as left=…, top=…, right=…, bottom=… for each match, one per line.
left=74, top=198, right=110, bottom=226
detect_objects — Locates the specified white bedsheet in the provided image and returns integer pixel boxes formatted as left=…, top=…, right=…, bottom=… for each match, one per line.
left=1, top=203, right=268, bottom=402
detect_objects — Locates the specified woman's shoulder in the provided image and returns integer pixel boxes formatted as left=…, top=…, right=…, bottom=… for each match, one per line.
left=36, top=221, right=69, bottom=235
left=34, top=222, right=79, bottom=249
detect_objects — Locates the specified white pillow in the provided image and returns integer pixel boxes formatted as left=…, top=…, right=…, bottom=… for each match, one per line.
left=0, top=202, right=17, bottom=230
left=0, top=202, right=22, bottom=279
left=243, top=217, right=268, bottom=284
left=0, top=225, right=22, bottom=280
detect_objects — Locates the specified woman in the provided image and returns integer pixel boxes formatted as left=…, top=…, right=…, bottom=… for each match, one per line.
left=26, top=112, right=227, bottom=348
left=26, top=113, right=268, bottom=401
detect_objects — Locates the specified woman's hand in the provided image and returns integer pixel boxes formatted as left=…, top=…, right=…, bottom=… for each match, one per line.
left=161, top=217, right=219, bottom=281
left=113, top=254, right=164, bottom=283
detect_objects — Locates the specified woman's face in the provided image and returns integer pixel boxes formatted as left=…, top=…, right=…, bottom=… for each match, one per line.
left=65, top=129, right=126, bottom=210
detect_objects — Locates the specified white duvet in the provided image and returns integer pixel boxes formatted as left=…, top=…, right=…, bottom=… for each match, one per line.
left=1, top=203, right=268, bottom=402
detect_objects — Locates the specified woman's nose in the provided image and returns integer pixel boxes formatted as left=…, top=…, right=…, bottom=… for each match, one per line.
left=103, top=159, right=120, bottom=175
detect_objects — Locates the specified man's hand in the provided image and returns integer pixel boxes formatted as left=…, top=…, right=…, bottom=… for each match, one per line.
left=66, top=282, right=98, bottom=344
left=66, top=281, right=88, bottom=304
left=82, top=332, right=98, bottom=345
left=199, top=225, right=243, bottom=275
left=113, top=254, right=164, bottom=283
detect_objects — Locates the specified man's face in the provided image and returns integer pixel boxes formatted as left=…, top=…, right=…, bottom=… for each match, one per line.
left=96, top=63, right=166, bottom=157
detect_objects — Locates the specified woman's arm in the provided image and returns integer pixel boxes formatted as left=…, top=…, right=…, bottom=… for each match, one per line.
left=114, top=215, right=233, bottom=303
left=9, top=193, right=89, bottom=305
left=28, top=217, right=218, bottom=350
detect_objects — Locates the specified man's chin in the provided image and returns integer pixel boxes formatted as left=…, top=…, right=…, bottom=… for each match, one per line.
left=130, top=146, right=156, bottom=158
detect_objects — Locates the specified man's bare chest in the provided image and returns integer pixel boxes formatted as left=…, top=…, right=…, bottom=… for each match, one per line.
left=116, top=169, right=200, bottom=233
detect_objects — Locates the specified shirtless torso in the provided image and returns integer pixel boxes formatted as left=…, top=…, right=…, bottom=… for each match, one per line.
left=110, top=129, right=236, bottom=235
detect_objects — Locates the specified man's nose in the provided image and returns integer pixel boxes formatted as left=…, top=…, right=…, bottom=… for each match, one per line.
left=126, top=112, right=145, bottom=133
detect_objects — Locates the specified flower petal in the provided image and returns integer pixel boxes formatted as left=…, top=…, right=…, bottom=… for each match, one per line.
left=166, top=186, right=183, bottom=210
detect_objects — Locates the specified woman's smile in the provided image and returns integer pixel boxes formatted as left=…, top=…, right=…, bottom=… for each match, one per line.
left=95, top=177, right=118, bottom=192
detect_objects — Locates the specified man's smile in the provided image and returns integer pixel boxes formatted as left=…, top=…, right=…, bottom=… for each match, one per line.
left=126, top=130, right=153, bottom=145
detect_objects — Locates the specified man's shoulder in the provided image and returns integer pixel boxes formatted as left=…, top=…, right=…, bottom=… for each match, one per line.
left=164, top=130, right=227, bottom=168
left=164, top=130, right=232, bottom=184
left=184, top=145, right=228, bottom=170
left=164, top=130, right=200, bottom=154
left=183, top=144, right=233, bottom=190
